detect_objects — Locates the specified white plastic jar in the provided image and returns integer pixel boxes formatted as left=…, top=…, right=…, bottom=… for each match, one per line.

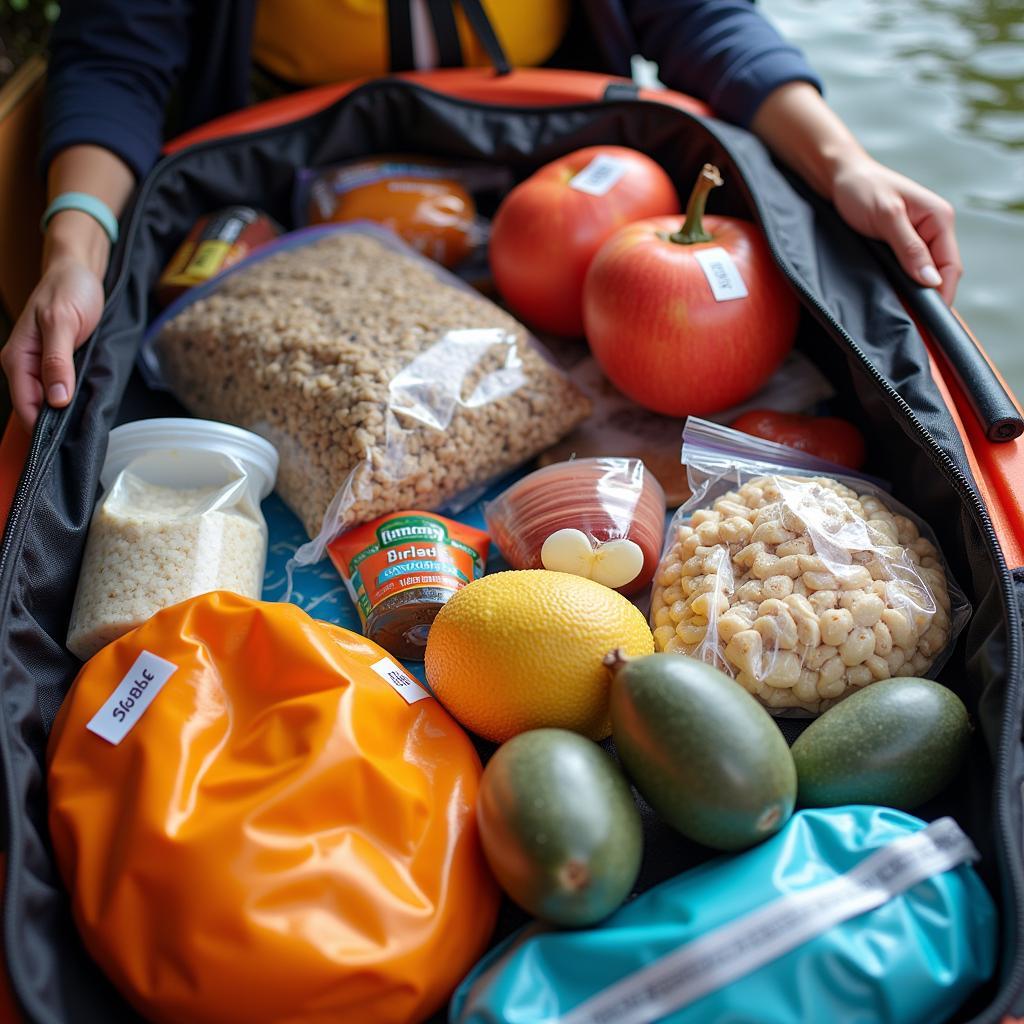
left=66, top=419, right=279, bottom=661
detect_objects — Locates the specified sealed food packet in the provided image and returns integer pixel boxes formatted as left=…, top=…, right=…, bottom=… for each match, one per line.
left=147, top=223, right=591, bottom=568
left=328, top=510, right=489, bottom=660
left=650, top=419, right=969, bottom=715
left=156, top=206, right=280, bottom=307
left=485, top=458, right=665, bottom=596
left=294, top=155, right=512, bottom=269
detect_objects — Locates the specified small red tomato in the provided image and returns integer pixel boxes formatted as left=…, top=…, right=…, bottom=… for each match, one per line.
left=489, top=146, right=679, bottom=337
left=730, top=410, right=867, bottom=469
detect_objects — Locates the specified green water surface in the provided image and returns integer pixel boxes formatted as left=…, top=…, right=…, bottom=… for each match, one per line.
left=760, top=0, right=1024, bottom=397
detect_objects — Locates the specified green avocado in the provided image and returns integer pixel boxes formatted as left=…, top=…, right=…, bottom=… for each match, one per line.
left=608, top=651, right=796, bottom=852
left=477, top=728, right=642, bottom=927
left=792, top=676, right=971, bottom=810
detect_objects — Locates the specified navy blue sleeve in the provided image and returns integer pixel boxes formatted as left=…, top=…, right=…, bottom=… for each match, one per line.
left=42, top=0, right=193, bottom=178
left=625, top=0, right=823, bottom=125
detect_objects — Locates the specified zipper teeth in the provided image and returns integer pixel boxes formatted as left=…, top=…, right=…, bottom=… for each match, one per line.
left=727, top=164, right=1023, bottom=1022
left=0, top=407, right=51, bottom=581
left=0, top=82, right=1020, bottom=1019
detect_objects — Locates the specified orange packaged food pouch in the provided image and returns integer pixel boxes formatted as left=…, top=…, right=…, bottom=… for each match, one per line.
left=47, top=591, right=499, bottom=1024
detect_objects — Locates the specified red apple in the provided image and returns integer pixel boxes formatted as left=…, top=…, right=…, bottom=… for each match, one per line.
left=489, top=146, right=679, bottom=337
left=583, top=164, right=800, bottom=417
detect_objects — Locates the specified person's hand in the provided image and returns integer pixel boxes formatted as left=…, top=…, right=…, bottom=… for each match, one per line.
left=830, top=154, right=961, bottom=305
left=751, top=83, right=961, bottom=305
left=1, top=254, right=104, bottom=429
left=2, top=147, right=133, bottom=429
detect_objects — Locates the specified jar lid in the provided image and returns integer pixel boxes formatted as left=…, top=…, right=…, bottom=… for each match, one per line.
left=102, top=418, right=279, bottom=499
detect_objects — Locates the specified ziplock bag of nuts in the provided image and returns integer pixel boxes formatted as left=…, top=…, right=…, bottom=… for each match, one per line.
left=144, top=223, right=591, bottom=565
left=650, top=419, right=970, bottom=716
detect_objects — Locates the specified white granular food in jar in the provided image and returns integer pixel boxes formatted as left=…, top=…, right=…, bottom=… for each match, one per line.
left=67, top=480, right=266, bottom=661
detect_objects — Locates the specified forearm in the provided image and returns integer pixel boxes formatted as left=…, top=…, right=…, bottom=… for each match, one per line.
left=751, top=81, right=960, bottom=300
left=627, top=0, right=823, bottom=127
left=750, top=81, right=867, bottom=199
left=44, top=145, right=135, bottom=276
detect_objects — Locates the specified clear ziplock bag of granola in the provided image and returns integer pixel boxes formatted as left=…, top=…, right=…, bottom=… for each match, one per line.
left=650, top=419, right=970, bottom=716
left=145, top=223, right=591, bottom=570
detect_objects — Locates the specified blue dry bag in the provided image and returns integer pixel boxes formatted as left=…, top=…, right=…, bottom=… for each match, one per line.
left=451, top=806, right=996, bottom=1024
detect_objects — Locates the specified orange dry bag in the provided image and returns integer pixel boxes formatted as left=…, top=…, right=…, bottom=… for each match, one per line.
left=47, top=592, right=499, bottom=1024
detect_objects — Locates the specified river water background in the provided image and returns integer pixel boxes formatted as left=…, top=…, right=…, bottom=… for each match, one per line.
left=760, top=0, right=1024, bottom=396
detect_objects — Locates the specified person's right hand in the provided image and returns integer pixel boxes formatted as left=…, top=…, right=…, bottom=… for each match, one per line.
left=1, top=254, right=105, bottom=430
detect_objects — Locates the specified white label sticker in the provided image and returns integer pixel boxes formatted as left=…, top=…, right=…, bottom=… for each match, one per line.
left=569, top=155, right=628, bottom=196
left=371, top=657, right=432, bottom=704
left=694, top=246, right=749, bottom=301
left=86, top=650, right=178, bottom=745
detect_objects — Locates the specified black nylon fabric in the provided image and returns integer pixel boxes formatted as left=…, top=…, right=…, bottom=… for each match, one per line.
left=1, top=80, right=1021, bottom=1023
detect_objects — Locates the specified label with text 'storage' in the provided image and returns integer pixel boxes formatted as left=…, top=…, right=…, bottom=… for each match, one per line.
left=86, top=650, right=178, bottom=745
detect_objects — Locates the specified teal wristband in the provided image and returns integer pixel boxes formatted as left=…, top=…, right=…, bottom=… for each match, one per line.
left=41, top=192, right=119, bottom=245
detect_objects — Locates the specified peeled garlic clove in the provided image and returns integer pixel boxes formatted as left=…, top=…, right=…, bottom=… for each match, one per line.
left=590, top=539, right=645, bottom=589
left=541, top=529, right=596, bottom=577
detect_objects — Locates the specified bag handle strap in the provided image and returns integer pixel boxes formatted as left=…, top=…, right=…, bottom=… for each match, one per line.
left=453, top=0, right=511, bottom=75
left=426, top=0, right=464, bottom=67
left=387, top=0, right=416, bottom=72
left=388, top=0, right=510, bottom=75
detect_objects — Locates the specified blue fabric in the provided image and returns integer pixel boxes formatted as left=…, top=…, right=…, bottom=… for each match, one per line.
left=450, top=807, right=997, bottom=1024
left=42, top=0, right=823, bottom=178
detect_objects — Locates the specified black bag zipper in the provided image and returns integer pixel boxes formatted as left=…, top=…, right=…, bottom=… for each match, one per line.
left=719, top=136, right=1024, bottom=1022
left=0, top=79, right=1020, bottom=1021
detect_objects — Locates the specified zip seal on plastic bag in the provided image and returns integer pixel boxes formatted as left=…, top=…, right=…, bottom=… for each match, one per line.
left=650, top=419, right=970, bottom=715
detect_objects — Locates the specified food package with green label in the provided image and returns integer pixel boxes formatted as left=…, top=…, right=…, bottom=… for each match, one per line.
left=451, top=806, right=996, bottom=1024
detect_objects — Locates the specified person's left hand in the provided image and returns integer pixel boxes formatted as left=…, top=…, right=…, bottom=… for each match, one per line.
left=830, top=154, right=961, bottom=304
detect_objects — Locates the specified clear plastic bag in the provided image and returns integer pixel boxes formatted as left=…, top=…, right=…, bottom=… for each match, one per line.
left=485, top=458, right=665, bottom=596
left=650, top=419, right=970, bottom=715
left=150, top=223, right=591, bottom=569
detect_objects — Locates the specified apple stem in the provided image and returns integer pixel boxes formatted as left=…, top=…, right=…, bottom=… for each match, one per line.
left=668, top=163, right=723, bottom=245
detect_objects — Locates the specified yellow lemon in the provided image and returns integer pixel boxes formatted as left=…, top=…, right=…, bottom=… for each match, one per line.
left=425, top=570, right=654, bottom=742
